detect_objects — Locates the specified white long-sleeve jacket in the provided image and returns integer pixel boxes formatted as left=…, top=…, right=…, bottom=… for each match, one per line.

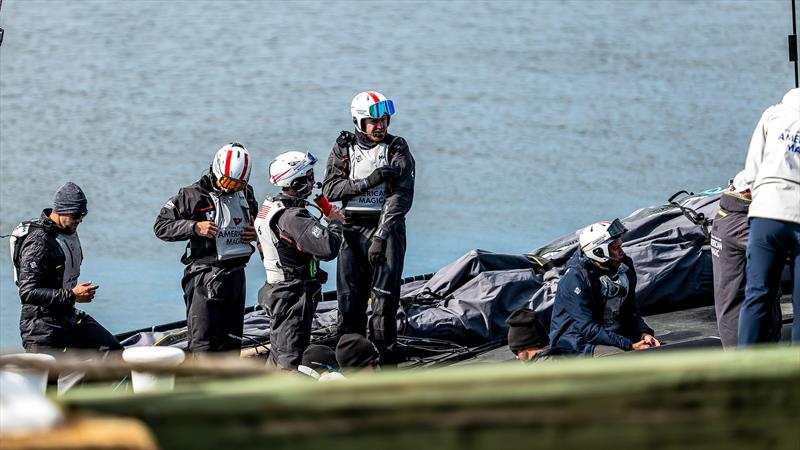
left=743, top=88, right=800, bottom=224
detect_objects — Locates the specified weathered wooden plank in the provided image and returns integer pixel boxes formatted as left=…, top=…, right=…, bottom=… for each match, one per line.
left=61, top=346, right=800, bottom=450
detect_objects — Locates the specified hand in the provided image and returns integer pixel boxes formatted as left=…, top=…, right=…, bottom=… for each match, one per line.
left=364, top=166, right=399, bottom=188
left=194, top=221, right=218, bottom=238
left=72, top=281, right=98, bottom=303
left=325, top=206, right=345, bottom=223
left=368, top=236, right=387, bottom=266
left=241, top=225, right=257, bottom=243
left=641, top=333, right=661, bottom=348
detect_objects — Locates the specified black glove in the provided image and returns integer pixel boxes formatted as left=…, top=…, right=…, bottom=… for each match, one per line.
left=364, top=166, right=399, bottom=188
left=368, top=236, right=387, bottom=266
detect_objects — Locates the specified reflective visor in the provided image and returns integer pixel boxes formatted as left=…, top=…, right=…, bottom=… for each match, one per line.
left=607, top=218, right=627, bottom=239
left=218, top=176, right=247, bottom=192
left=368, top=99, right=395, bottom=119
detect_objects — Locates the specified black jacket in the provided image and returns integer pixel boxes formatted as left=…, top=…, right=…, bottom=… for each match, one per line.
left=154, top=174, right=258, bottom=266
left=15, top=209, right=77, bottom=316
left=322, top=130, right=415, bottom=240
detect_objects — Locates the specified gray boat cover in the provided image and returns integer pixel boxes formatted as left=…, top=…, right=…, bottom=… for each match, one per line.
left=121, top=189, right=724, bottom=349
left=398, top=189, right=723, bottom=346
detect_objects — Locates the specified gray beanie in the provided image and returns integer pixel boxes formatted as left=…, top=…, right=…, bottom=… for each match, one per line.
left=52, top=182, right=88, bottom=216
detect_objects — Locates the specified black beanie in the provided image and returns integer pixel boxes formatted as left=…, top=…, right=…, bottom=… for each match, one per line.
left=301, top=344, right=338, bottom=371
left=336, top=333, right=380, bottom=368
left=52, top=182, right=88, bottom=216
left=506, top=308, right=548, bottom=354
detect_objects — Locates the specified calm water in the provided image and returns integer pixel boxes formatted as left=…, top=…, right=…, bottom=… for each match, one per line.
left=0, top=0, right=793, bottom=348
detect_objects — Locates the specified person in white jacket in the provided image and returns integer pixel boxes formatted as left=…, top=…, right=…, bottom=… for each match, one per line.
left=738, top=87, right=800, bottom=346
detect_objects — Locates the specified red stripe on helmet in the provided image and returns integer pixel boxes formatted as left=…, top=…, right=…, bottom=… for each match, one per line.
left=224, top=150, right=233, bottom=177
left=367, top=91, right=380, bottom=103
left=240, top=153, right=249, bottom=180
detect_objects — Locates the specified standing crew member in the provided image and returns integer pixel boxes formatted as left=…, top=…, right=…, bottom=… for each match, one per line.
left=154, top=143, right=258, bottom=353
left=11, top=182, right=122, bottom=354
left=549, top=219, right=660, bottom=356
left=711, top=171, right=781, bottom=348
left=255, top=151, right=345, bottom=370
left=738, top=87, right=800, bottom=345
left=322, top=91, right=415, bottom=363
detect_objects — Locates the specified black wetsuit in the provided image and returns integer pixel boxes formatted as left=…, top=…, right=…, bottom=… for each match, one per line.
left=254, top=193, right=342, bottom=369
left=154, top=174, right=258, bottom=353
left=322, top=130, right=415, bottom=360
left=15, top=209, right=122, bottom=354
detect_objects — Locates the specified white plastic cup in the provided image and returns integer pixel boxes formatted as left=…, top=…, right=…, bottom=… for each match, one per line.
left=122, top=346, right=185, bottom=393
left=0, top=353, right=56, bottom=394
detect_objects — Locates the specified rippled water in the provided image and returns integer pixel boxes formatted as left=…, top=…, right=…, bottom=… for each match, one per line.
left=0, top=0, right=793, bottom=348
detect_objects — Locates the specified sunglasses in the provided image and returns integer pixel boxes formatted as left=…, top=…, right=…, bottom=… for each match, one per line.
left=218, top=176, right=248, bottom=192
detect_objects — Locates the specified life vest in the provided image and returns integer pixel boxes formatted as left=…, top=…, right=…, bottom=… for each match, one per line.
left=9, top=221, right=39, bottom=284
left=9, top=220, right=82, bottom=289
left=599, top=263, right=631, bottom=334
left=345, top=139, right=394, bottom=212
left=254, top=197, right=318, bottom=284
left=210, top=190, right=253, bottom=261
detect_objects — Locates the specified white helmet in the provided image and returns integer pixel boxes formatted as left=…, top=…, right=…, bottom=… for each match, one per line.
left=579, top=219, right=627, bottom=264
left=211, top=142, right=251, bottom=191
left=351, top=91, right=395, bottom=133
left=269, top=151, right=317, bottom=189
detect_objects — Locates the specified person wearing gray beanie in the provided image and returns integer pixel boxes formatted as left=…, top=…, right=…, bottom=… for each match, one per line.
left=52, top=182, right=88, bottom=218
left=10, top=183, right=122, bottom=354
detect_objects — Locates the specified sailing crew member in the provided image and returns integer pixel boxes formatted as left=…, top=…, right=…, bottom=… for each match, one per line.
left=322, top=91, right=415, bottom=364
left=711, top=171, right=781, bottom=348
left=254, top=151, right=344, bottom=370
left=506, top=308, right=561, bottom=362
left=11, top=182, right=122, bottom=354
left=154, top=143, right=258, bottom=353
left=738, top=87, right=800, bottom=346
left=549, top=219, right=660, bottom=356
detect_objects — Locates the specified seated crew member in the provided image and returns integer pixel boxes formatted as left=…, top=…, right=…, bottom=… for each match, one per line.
left=506, top=308, right=561, bottom=362
left=549, top=219, right=660, bottom=356
left=154, top=143, right=258, bottom=353
left=11, top=182, right=122, bottom=354
left=298, top=344, right=346, bottom=381
left=255, top=151, right=345, bottom=370
left=335, top=333, right=381, bottom=374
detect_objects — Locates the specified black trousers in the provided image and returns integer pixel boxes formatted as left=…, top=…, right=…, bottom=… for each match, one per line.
left=259, top=279, right=321, bottom=370
left=336, top=220, right=406, bottom=355
left=21, top=308, right=122, bottom=354
left=182, top=264, right=246, bottom=353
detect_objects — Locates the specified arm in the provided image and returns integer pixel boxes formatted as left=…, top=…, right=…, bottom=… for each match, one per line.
left=742, top=107, right=772, bottom=188
left=154, top=188, right=198, bottom=242
left=17, top=239, right=75, bottom=308
left=376, top=137, right=415, bottom=240
left=277, top=209, right=343, bottom=261
left=559, top=269, right=633, bottom=350
left=322, top=133, right=373, bottom=201
left=621, top=266, right=654, bottom=337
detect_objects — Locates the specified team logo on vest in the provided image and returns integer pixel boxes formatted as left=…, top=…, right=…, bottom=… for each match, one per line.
left=311, top=226, right=322, bottom=238
left=233, top=218, right=242, bottom=225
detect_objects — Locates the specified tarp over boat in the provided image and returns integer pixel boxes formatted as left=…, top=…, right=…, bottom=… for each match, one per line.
left=121, top=189, right=724, bottom=351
